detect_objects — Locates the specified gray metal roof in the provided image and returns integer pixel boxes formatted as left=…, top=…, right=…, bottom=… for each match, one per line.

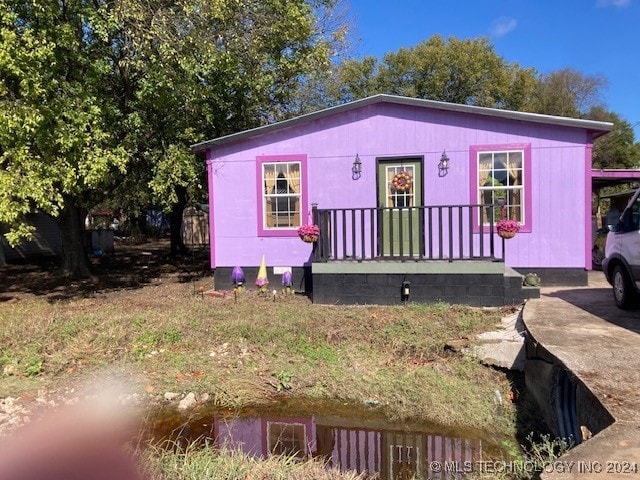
left=191, top=94, right=614, bottom=153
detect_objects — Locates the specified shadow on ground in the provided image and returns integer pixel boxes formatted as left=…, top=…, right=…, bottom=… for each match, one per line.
left=545, top=286, right=640, bottom=335
left=0, top=239, right=211, bottom=302
left=506, top=368, right=560, bottom=455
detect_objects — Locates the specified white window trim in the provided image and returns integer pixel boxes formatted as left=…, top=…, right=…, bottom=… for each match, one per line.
left=477, top=149, right=526, bottom=226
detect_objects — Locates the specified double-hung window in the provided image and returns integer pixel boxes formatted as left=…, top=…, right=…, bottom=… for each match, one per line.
left=267, top=422, right=307, bottom=458
left=470, top=144, right=531, bottom=231
left=257, top=155, right=307, bottom=236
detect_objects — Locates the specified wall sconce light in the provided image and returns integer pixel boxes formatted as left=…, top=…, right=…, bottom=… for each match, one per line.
left=352, top=153, right=362, bottom=180
left=438, top=151, right=450, bottom=177
left=401, top=280, right=411, bottom=302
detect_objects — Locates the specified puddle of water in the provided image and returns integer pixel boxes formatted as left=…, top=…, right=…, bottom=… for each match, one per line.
left=141, top=398, right=507, bottom=480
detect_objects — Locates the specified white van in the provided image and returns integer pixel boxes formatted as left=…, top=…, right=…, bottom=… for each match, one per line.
left=603, top=187, right=640, bottom=309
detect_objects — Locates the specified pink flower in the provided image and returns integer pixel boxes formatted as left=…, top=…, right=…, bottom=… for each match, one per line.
left=496, top=219, right=521, bottom=234
left=297, top=223, right=320, bottom=242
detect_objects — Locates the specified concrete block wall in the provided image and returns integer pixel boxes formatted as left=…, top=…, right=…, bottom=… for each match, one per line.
left=312, top=263, right=539, bottom=307
left=213, top=262, right=541, bottom=307
left=214, top=266, right=311, bottom=293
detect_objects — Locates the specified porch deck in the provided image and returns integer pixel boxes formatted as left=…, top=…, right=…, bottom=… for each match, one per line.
left=310, top=205, right=537, bottom=306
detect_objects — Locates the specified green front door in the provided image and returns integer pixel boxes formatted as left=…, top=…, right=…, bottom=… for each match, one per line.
left=377, top=159, right=423, bottom=257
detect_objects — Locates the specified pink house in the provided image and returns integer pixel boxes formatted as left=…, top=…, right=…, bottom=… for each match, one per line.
left=191, top=95, right=612, bottom=305
left=211, top=413, right=483, bottom=479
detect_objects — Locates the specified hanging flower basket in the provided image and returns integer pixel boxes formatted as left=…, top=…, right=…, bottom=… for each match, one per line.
left=498, top=230, right=517, bottom=239
left=392, top=171, right=413, bottom=192
left=496, top=219, right=521, bottom=239
left=298, top=223, right=320, bottom=243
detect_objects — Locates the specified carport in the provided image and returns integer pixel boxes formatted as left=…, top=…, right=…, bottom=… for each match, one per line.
left=590, top=169, right=640, bottom=269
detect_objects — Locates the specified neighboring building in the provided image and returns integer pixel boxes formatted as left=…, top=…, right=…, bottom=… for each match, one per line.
left=0, top=212, right=62, bottom=261
left=181, top=205, right=210, bottom=248
left=192, top=95, right=613, bottom=305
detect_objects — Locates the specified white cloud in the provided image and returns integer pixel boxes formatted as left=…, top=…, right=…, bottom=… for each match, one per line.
left=490, top=17, right=517, bottom=38
left=596, top=0, right=631, bottom=7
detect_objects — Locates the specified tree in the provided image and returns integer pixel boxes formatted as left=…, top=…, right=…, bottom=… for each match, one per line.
left=106, top=0, right=343, bottom=255
left=327, top=37, right=635, bottom=169
left=588, top=106, right=640, bottom=169
left=532, top=68, right=608, bottom=117
left=327, top=36, right=538, bottom=111
left=325, top=56, right=382, bottom=104
left=0, top=0, right=344, bottom=272
left=0, top=1, right=127, bottom=277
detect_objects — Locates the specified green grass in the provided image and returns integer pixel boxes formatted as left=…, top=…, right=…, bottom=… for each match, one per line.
left=142, top=443, right=367, bottom=480
left=137, top=433, right=569, bottom=480
left=0, top=281, right=515, bottom=436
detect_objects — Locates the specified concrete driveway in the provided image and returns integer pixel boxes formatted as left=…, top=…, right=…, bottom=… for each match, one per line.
left=523, top=271, right=640, bottom=479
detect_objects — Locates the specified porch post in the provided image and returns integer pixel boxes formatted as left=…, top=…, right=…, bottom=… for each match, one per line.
left=311, top=203, right=319, bottom=262
left=489, top=207, right=495, bottom=260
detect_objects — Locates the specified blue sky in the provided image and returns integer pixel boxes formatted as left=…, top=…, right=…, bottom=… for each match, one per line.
left=347, top=0, right=640, bottom=137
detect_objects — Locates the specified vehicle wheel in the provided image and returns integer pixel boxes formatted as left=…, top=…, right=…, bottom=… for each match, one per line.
left=612, top=265, right=637, bottom=309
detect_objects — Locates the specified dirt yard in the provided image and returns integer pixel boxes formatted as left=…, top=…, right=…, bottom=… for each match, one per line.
left=1, top=238, right=211, bottom=302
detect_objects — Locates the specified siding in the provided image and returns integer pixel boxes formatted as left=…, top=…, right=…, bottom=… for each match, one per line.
left=206, top=102, right=589, bottom=270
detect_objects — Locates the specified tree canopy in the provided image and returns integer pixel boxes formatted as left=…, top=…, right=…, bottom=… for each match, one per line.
left=532, top=68, right=608, bottom=118
left=0, top=0, right=343, bottom=274
left=0, top=1, right=128, bottom=275
left=107, top=0, right=343, bottom=253
left=588, top=106, right=640, bottom=169
left=324, top=36, right=539, bottom=111
left=325, top=36, right=638, bottom=170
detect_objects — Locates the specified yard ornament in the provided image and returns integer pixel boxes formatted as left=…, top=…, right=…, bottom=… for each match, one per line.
left=282, top=271, right=293, bottom=295
left=256, top=255, right=269, bottom=292
left=231, top=266, right=246, bottom=292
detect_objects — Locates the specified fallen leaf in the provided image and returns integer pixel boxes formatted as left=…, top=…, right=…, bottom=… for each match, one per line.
left=145, top=385, right=155, bottom=393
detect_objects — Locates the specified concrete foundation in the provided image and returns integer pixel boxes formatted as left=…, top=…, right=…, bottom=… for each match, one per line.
left=312, top=261, right=539, bottom=306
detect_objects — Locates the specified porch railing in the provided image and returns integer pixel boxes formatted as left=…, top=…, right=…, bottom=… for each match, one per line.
left=312, top=204, right=503, bottom=263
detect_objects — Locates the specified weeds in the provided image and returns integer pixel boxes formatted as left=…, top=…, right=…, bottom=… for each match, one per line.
left=295, top=338, right=338, bottom=365
left=22, top=353, right=44, bottom=377
left=520, top=433, right=572, bottom=470
left=0, top=282, right=513, bottom=436
left=495, top=433, right=571, bottom=480
left=273, top=370, right=293, bottom=392
left=141, top=441, right=367, bottom=480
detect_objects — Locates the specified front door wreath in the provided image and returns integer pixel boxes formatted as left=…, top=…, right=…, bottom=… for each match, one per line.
left=392, top=171, right=413, bottom=192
